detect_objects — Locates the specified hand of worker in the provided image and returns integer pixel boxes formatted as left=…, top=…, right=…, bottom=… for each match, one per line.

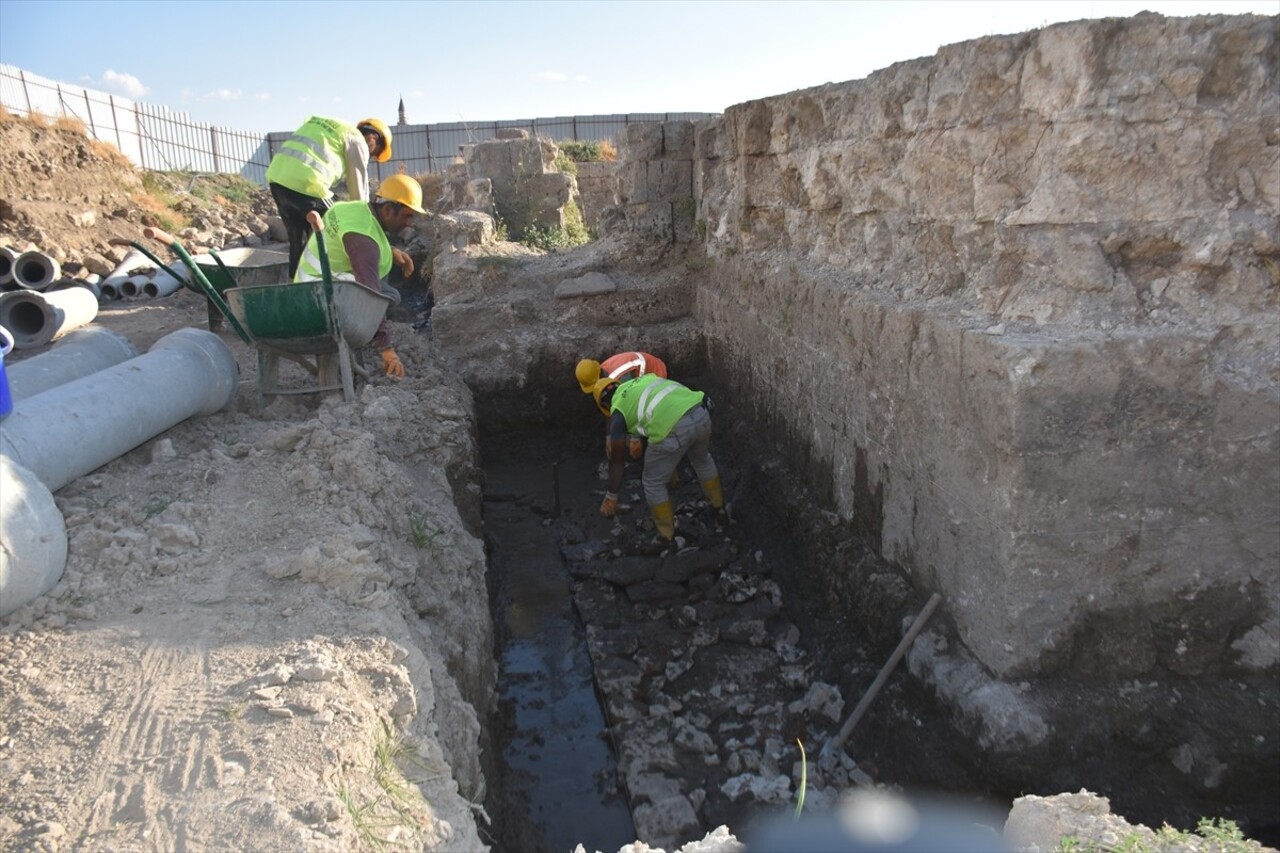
left=391, top=248, right=414, bottom=278
left=628, top=437, right=644, bottom=460
left=599, top=492, right=619, bottom=518
left=380, top=347, right=406, bottom=379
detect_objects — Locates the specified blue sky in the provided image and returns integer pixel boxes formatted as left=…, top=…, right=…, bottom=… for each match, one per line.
left=0, top=0, right=1274, bottom=134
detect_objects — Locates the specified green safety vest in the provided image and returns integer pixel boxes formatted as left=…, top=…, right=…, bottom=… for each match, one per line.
left=610, top=374, right=704, bottom=444
left=294, top=201, right=392, bottom=283
left=265, top=116, right=357, bottom=199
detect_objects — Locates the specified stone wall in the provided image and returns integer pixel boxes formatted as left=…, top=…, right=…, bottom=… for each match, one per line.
left=682, top=12, right=1279, bottom=679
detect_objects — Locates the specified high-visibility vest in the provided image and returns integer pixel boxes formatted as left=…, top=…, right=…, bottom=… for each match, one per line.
left=266, top=116, right=358, bottom=200
left=294, top=201, right=391, bottom=283
left=610, top=374, right=704, bottom=444
left=602, top=351, right=668, bottom=382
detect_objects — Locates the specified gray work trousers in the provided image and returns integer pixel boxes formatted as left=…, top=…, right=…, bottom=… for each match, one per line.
left=642, top=404, right=717, bottom=507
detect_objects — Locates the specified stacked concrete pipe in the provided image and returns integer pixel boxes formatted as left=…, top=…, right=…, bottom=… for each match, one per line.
left=0, top=246, right=17, bottom=289
left=0, top=285, right=99, bottom=349
left=0, top=327, right=239, bottom=616
left=11, top=250, right=61, bottom=291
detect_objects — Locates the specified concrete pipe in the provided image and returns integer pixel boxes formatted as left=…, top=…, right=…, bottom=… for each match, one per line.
left=0, top=286, right=99, bottom=349
left=99, top=281, right=122, bottom=300
left=6, top=326, right=138, bottom=401
left=120, top=273, right=150, bottom=299
left=12, top=250, right=61, bottom=291
left=48, top=278, right=103, bottom=301
left=0, top=327, right=239, bottom=492
left=0, top=455, right=67, bottom=617
left=142, top=265, right=187, bottom=299
left=0, top=246, right=17, bottom=287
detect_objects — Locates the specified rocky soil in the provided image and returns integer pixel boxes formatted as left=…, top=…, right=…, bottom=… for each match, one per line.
left=0, top=111, right=1272, bottom=853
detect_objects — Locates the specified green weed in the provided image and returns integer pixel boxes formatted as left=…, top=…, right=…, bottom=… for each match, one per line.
left=793, top=739, right=807, bottom=821
left=409, top=514, right=447, bottom=551
left=142, top=497, right=171, bottom=519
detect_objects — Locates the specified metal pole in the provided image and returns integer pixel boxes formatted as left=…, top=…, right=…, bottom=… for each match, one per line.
left=822, top=593, right=943, bottom=759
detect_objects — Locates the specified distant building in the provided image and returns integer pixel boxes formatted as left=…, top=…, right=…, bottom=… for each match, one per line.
left=398, top=97, right=406, bottom=126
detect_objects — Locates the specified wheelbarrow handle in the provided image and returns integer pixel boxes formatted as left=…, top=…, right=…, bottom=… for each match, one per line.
left=138, top=227, right=253, bottom=345
left=143, top=226, right=180, bottom=245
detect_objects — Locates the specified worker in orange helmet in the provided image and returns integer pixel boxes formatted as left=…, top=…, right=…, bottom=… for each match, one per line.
left=267, top=116, right=394, bottom=278
left=575, top=352, right=669, bottom=459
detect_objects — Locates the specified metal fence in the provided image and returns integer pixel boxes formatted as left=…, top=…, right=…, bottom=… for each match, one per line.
left=2, top=64, right=715, bottom=185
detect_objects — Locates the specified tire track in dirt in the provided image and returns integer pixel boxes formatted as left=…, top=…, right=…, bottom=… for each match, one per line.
left=75, top=629, right=223, bottom=849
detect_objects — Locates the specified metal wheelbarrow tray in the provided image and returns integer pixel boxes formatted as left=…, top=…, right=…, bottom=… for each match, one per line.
left=188, top=246, right=289, bottom=331
left=223, top=279, right=392, bottom=406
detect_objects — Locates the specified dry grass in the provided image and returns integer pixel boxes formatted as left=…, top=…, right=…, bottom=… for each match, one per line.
left=415, top=172, right=444, bottom=210
left=597, top=140, right=618, bottom=162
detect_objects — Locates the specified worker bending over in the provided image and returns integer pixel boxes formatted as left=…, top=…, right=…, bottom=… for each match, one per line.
left=576, top=351, right=669, bottom=458
left=295, top=174, right=424, bottom=378
left=267, top=116, right=394, bottom=278
left=592, top=374, right=724, bottom=540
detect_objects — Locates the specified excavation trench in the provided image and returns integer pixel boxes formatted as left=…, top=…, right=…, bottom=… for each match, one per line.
left=474, top=380, right=1002, bottom=852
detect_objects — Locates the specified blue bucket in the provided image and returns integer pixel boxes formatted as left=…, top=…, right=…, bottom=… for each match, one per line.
left=0, top=324, right=13, bottom=420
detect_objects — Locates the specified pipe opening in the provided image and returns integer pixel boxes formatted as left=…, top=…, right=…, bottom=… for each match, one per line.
left=1, top=299, right=52, bottom=336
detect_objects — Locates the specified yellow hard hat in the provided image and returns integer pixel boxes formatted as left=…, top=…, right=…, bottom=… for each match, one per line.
left=591, top=377, right=618, bottom=416
left=357, top=117, right=393, bottom=162
left=376, top=174, right=426, bottom=214
left=576, top=359, right=603, bottom=394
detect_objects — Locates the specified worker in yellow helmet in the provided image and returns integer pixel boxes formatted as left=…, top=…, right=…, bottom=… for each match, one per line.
left=295, top=174, right=424, bottom=379
left=576, top=351, right=670, bottom=460
left=266, top=116, right=393, bottom=278
left=593, top=374, right=724, bottom=541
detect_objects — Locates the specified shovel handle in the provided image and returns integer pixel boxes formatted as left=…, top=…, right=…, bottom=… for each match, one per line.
left=306, top=210, right=324, bottom=232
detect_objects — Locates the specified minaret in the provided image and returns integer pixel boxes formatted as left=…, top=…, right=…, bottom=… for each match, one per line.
left=397, top=96, right=406, bottom=126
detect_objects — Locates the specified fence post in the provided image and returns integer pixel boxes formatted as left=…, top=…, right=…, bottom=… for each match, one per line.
left=134, top=104, right=147, bottom=170
left=19, top=69, right=32, bottom=115
left=211, top=127, right=221, bottom=173
left=83, top=91, right=97, bottom=139
left=108, top=95, right=123, bottom=154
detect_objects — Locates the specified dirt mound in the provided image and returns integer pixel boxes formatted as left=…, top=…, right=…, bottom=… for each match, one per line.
left=0, top=115, right=494, bottom=851
left=0, top=110, right=273, bottom=276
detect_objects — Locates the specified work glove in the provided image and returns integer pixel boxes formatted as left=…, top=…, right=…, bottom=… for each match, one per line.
left=391, top=248, right=415, bottom=279
left=628, top=437, right=644, bottom=459
left=599, top=492, right=619, bottom=518
left=380, top=347, right=406, bottom=379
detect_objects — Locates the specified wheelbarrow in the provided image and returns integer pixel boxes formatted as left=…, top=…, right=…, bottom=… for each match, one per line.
left=188, top=245, right=289, bottom=332
left=125, top=225, right=393, bottom=408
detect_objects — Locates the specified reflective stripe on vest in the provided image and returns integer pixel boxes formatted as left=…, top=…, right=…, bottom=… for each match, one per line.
left=265, top=116, right=354, bottom=199
left=606, top=352, right=646, bottom=379
left=295, top=201, right=391, bottom=283
left=611, top=375, right=702, bottom=443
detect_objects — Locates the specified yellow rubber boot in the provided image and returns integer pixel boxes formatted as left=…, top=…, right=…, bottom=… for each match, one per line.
left=700, top=476, right=724, bottom=510
left=651, top=501, right=675, bottom=540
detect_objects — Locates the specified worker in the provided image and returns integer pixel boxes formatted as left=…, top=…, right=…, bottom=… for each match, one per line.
left=576, top=351, right=669, bottom=459
left=295, top=173, right=424, bottom=379
left=575, top=351, right=669, bottom=410
left=266, top=116, right=394, bottom=278
left=593, top=373, right=724, bottom=540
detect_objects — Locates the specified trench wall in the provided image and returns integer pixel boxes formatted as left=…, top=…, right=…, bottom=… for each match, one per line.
left=681, top=12, right=1279, bottom=678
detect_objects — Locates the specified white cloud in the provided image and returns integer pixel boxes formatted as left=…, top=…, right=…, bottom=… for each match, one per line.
left=574, top=74, right=589, bottom=83
left=200, top=88, right=242, bottom=102
left=255, top=93, right=271, bottom=102
left=97, top=69, right=148, bottom=98
left=533, top=71, right=568, bottom=82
